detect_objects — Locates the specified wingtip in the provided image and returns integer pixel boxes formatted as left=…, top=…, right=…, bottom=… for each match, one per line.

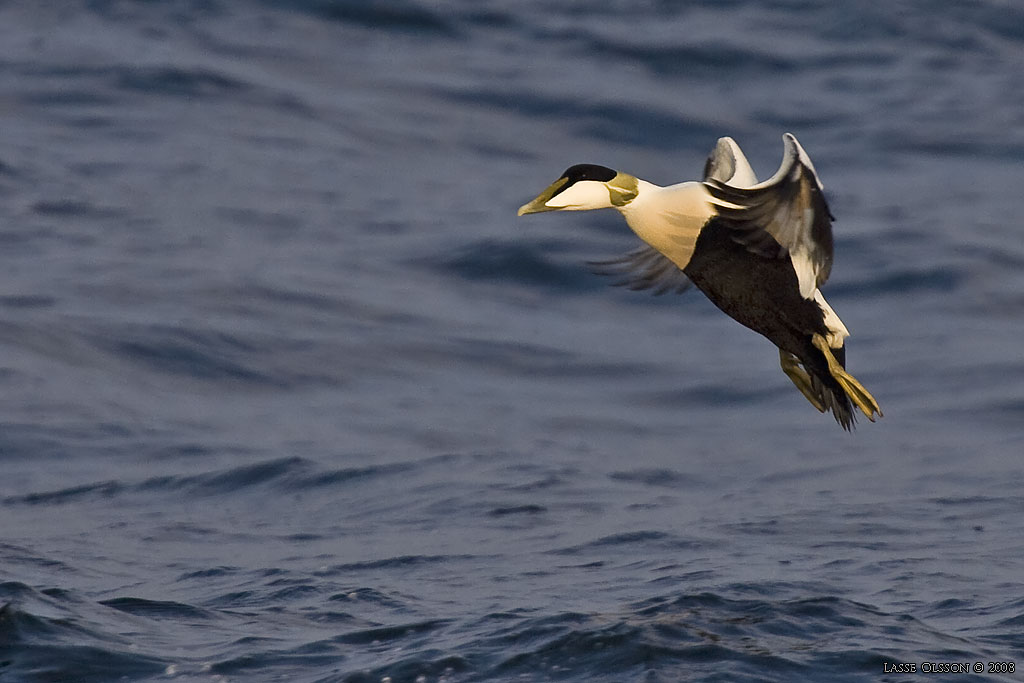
left=781, top=132, right=801, bottom=157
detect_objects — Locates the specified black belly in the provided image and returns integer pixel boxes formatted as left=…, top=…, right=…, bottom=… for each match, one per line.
left=682, top=218, right=829, bottom=359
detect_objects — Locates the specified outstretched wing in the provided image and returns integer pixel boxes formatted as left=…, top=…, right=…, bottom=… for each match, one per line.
left=703, top=133, right=834, bottom=295
left=588, top=245, right=692, bottom=295
left=703, top=136, right=759, bottom=187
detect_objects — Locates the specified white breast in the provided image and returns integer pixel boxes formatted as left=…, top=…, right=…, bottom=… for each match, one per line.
left=617, top=181, right=715, bottom=271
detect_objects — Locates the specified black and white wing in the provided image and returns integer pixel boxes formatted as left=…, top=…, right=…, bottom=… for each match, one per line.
left=588, top=245, right=692, bottom=295
left=702, top=136, right=759, bottom=187
left=703, top=133, right=834, bottom=296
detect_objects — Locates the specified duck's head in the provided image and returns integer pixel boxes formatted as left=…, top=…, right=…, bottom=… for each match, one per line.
left=517, top=164, right=639, bottom=215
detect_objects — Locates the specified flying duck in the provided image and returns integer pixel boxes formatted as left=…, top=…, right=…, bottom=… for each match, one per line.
left=517, top=133, right=881, bottom=430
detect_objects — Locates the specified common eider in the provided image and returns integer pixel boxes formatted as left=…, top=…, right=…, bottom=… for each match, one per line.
left=517, top=133, right=881, bottom=430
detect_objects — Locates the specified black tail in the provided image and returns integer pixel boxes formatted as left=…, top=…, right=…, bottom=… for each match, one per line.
left=809, top=371, right=856, bottom=430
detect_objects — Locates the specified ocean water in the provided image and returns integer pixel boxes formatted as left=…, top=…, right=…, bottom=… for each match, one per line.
left=1, top=1, right=1023, bottom=681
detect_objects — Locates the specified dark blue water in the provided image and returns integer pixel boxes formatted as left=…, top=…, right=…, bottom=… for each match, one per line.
left=2, top=1, right=1023, bottom=681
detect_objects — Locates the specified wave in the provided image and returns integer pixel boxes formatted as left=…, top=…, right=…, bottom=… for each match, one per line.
left=99, top=596, right=215, bottom=620
left=429, top=238, right=599, bottom=293
left=2, top=569, right=1018, bottom=682
left=0, top=583, right=167, bottom=682
left=1, top=456, right=417, bottom=506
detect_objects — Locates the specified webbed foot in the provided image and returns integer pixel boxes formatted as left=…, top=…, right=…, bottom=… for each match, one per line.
left=779, top=349, right=826, bottom=413
left=811, top=334, right=883, bottom=422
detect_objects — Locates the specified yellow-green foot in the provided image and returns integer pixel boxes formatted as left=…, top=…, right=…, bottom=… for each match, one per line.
left=779, top=349, right=826, bottom=413
left=811, top=334, right=883, bottom=421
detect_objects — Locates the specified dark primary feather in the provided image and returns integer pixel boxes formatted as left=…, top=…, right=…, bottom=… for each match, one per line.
left=703, top=135, right=835, bottom=288
left=589, top=245, right=692, bottom=295
left=703, top=144, right=737, bottom=183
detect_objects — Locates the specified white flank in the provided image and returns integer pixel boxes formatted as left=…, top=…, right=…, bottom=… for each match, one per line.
left=789, top=246, right=819, bottom=300
left=814, top=290, right=849, bottom=347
